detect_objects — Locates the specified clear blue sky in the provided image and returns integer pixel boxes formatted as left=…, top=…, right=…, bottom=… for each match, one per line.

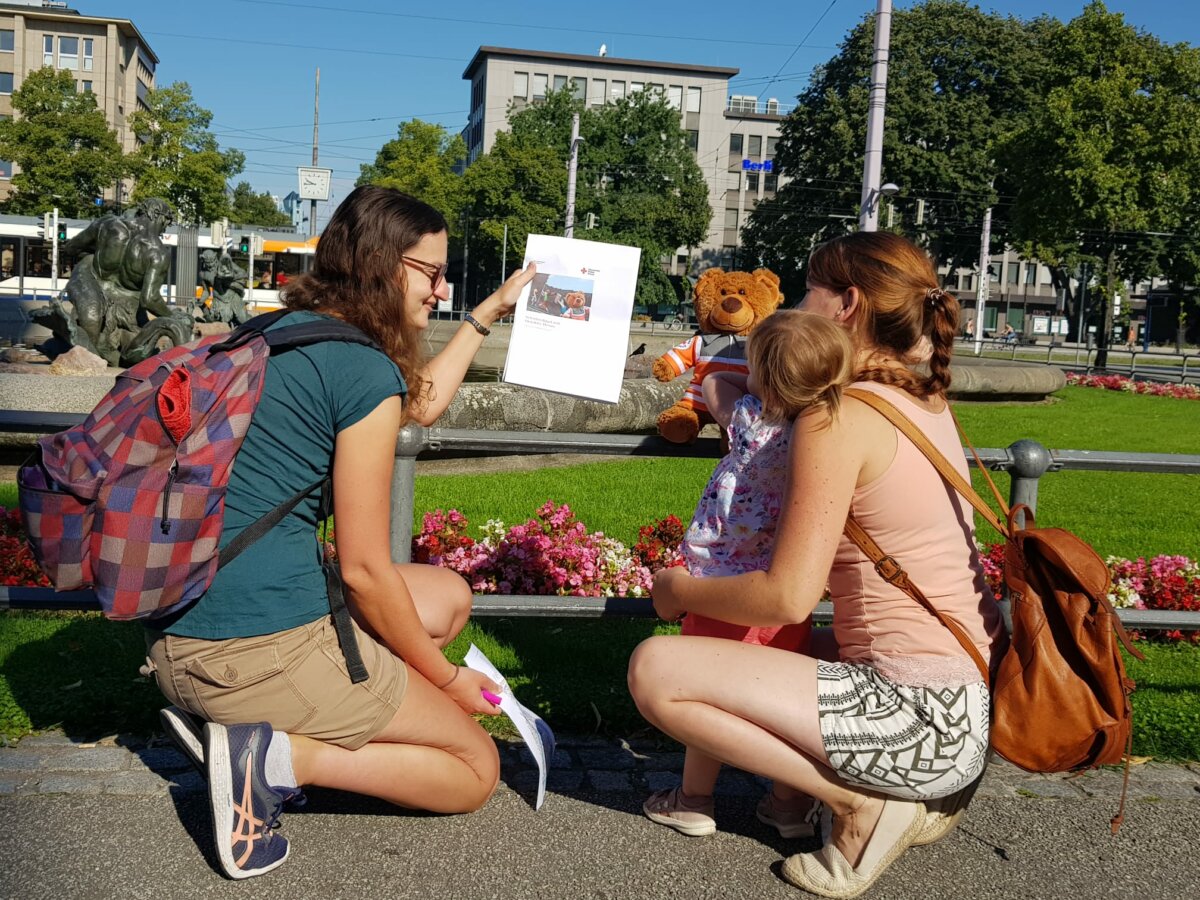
left=80, top=1, right=1200, bottom=218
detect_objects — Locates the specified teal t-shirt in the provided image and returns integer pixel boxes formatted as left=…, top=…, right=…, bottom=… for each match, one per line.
left=161, top=311, right=406, bottom=638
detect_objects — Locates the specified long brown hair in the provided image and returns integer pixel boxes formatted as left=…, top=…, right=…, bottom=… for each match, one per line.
left=807, top=232, right=958, bottom=397
left=283, top=186, right=447, bottom=413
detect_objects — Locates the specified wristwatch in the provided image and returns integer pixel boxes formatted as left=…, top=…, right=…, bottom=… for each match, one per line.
left=465, top=314, right=491, bottom=336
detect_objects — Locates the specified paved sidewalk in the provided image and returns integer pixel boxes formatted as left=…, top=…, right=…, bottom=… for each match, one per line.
left=2, top=729, right=1199, bottom=899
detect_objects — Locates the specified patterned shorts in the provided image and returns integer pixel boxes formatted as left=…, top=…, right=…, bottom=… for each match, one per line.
left=816, top=661, right=990, bottom=801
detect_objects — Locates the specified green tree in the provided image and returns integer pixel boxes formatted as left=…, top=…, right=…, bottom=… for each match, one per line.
left=357, top=120, right=467, bottom=234
left=127, top=82, right=244, bottom=225
left=460, top=88, right=710, bottom=307
left=228, top=181, right=290, bottom=227
left=742, top=0, right=1056, bottom=299
left=0, top=67, right=125, bottom=217
left=1001, top=2, right=1200, bottom=364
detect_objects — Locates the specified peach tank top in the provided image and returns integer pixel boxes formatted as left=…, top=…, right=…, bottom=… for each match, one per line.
left=829, top=382, right=1007, bottom=688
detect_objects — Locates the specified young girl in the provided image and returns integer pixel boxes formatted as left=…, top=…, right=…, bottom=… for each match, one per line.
left=642, top=310, right=854, bottom=838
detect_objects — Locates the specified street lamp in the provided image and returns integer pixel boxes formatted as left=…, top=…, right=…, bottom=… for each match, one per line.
left=860, top=182, right=900, bottom=228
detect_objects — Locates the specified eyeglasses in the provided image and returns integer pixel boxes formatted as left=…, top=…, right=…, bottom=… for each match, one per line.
left=401, top=256, right=449, bottom=292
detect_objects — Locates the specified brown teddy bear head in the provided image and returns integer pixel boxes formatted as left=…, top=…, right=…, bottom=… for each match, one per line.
left=564, top=291, right=587, bottom=309
left=692, top=268, right=784, bottom=335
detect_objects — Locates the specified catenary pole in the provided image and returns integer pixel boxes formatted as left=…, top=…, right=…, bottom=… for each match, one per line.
left=565, top=113, right=580, bottom=238
left=858, top=0, right=892, bottom=232
left=310, top=68, right=319, bottom=238
left=973, top=206, right=993, bottom=355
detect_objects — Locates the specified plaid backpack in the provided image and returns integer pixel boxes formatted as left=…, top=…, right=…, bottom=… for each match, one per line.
left=17, top=310, right=380, bottom=681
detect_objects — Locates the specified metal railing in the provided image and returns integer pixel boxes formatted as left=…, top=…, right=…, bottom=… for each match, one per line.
left=956, top=338, right=1199, bottom=383
left=2, top=412, right=1198, bottom=630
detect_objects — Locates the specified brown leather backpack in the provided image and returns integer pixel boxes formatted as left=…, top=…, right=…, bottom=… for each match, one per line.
left=842, top=388, right=1144, bottom=831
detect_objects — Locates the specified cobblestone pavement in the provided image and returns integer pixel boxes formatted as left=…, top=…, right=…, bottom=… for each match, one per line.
left=3, top=728, right=1199, bottom=804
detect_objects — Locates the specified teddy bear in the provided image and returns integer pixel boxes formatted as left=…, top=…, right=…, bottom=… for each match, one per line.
left=562, top=291, right=589, bottom=321
left=651, top=267, right=784, bottom=444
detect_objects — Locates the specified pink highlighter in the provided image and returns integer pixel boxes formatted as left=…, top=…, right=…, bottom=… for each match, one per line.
left=481, top=689, right=503, bottom=706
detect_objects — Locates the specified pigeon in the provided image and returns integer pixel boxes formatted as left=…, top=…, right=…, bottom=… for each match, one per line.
left=629, top=343, right=646, bottom=357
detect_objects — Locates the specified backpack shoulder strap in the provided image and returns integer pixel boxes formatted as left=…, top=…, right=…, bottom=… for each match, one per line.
left=843, top=515, right=991, bottom=685
left=844, top=387, right=1009, bottom=540
left=263, top=319, right=381, bottom=352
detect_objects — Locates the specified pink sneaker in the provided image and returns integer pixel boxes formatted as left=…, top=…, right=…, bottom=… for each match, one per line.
left=756, top=792, right=821, bottom=839
left=643, top=788, right=717, bottom=837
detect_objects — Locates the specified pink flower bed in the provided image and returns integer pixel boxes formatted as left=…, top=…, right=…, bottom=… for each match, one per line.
left=1066, top=372, right=1200, bottom=400
left=979, top=540, right=1199, bottom=643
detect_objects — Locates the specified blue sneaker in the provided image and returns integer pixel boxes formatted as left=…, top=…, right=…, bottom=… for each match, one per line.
left=204, top=721, right=298, bottom=879
left=160, top=706, right=204, bottom=774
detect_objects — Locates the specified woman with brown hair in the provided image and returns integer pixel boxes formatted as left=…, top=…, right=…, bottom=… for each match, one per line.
left=628, top=231, right=1006, bottom=899
left=146, top=186, right=535, bottom=879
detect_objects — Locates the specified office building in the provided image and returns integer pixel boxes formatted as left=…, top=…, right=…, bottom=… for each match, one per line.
left=0, top=1, right=157, bottom=202
left=463, top=46, right=789, bottom=272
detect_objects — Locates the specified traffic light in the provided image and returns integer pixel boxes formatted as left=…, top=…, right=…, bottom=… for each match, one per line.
left=38, top=212, right=51, bottom=240
left=238, top=235, right=250, bottom=254
left=56, top=221, right=67, bottom=242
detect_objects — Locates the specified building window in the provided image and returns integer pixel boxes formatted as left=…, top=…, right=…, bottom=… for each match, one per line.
left=988, top=263, right=1000, bottom=283
left=686, top=86, right=701, bottom=113
left=676, top=253, right=688, bottom=273
left=43, top=35, right=54, bottom=67
left=730, top=133, right=743, bottom=155
left=724, top=208, right=738, bottom=230
left=647, top=82, right=664, bottom=96
left=729, top=171, right=741, bottom=191
left=553, top=74, right=567, bottom=92
left=748, top=134, right=762, bottom=158
left=59, top=36, right=79, bottom=70
left=80, top=80, right=93, bottom=93
left=0, top=160, right=11, bottom=179
left=960, top=272, right=974, bottom=292
left=0, top=72, right=12, bottom=94
left=764, top=173, right=778, bottom=193
left=0, top=30, right=13, bottom=53
left=571, top=77, right=586, bottom=101
left=1007, top=262, right=1020, bottom=285
left=83, top=38, right=93, bottom=71
left=685, top=129, right=699, bottom=152
left=1025, top=263, right=1038, bottom=285
left=631, top=81, right=644, bottom=93
left=532, top=73, right=547, bottom=100
left=513, top=71, right=528, bottom=98
left=610, top=80, right=625, bottom=101
left=591, top=78, right=606, bottom=105
left=747, top=172, right=760, bottom=193
left=667, top=85, right=683, bottom=110
left=766, top=136, right=779, bottom=158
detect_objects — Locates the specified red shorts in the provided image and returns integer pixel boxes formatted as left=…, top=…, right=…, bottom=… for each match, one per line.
left=681, top=612, right=811, bottom=652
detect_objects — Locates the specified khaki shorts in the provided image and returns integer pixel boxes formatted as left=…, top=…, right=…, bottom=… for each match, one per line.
left=145, top=616, right=408, bottom=751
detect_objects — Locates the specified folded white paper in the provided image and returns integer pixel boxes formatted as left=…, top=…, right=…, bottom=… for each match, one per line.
left=463, top=644, right=557, bottom=810
left=503, top=234, right=641, bottom=403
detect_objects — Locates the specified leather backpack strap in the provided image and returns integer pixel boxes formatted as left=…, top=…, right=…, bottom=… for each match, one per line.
left=844, top=388, right=1009, bottom=540
left=843, top=515, right=991, bottom=686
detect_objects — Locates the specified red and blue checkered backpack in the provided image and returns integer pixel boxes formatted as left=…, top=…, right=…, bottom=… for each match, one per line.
left=17, top=310, right=380, bottom=680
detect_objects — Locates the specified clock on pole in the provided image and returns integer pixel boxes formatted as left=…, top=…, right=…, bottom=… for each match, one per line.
left=297, top=166, right=332, bottom=201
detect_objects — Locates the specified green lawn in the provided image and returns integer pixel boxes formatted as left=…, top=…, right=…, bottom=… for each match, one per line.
left=1, top=385, right=1197, bottom=755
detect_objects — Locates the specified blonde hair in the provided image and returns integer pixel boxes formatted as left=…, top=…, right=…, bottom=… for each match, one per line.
left=747, top=311, right=855, bottom=423
left=807, top=231, right=959, bottom=397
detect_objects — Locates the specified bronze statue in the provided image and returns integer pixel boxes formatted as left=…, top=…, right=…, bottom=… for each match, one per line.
left=33, top=199, right=194, bottom=367
left=197, top=248, right=249, bottom=326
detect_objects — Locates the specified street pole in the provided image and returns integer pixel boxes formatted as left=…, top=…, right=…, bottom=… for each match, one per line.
left=1076, top=263, right=1088, bottom=350
left=247, top=233, right=256, bottom=310
left=50, top=207, right=60, bottom=293
left=310, top=67, right=320, bottom=239
left=858, top=0, right=892, bottom=232
left=462, top=214, right=470, bottom=312
left=565, top=113, right=580, bottom=238
left=973, top=206, right=992, bottom=355
left=500, top=222, right=508, bottom=285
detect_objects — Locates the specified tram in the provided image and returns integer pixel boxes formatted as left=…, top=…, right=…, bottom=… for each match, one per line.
left=0, top=213, right=314, bottom=346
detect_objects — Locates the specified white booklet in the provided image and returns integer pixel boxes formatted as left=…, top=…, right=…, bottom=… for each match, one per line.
left=503, top=234, right=641, bottom=403
left=463, top=643, right=557, bottom=811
